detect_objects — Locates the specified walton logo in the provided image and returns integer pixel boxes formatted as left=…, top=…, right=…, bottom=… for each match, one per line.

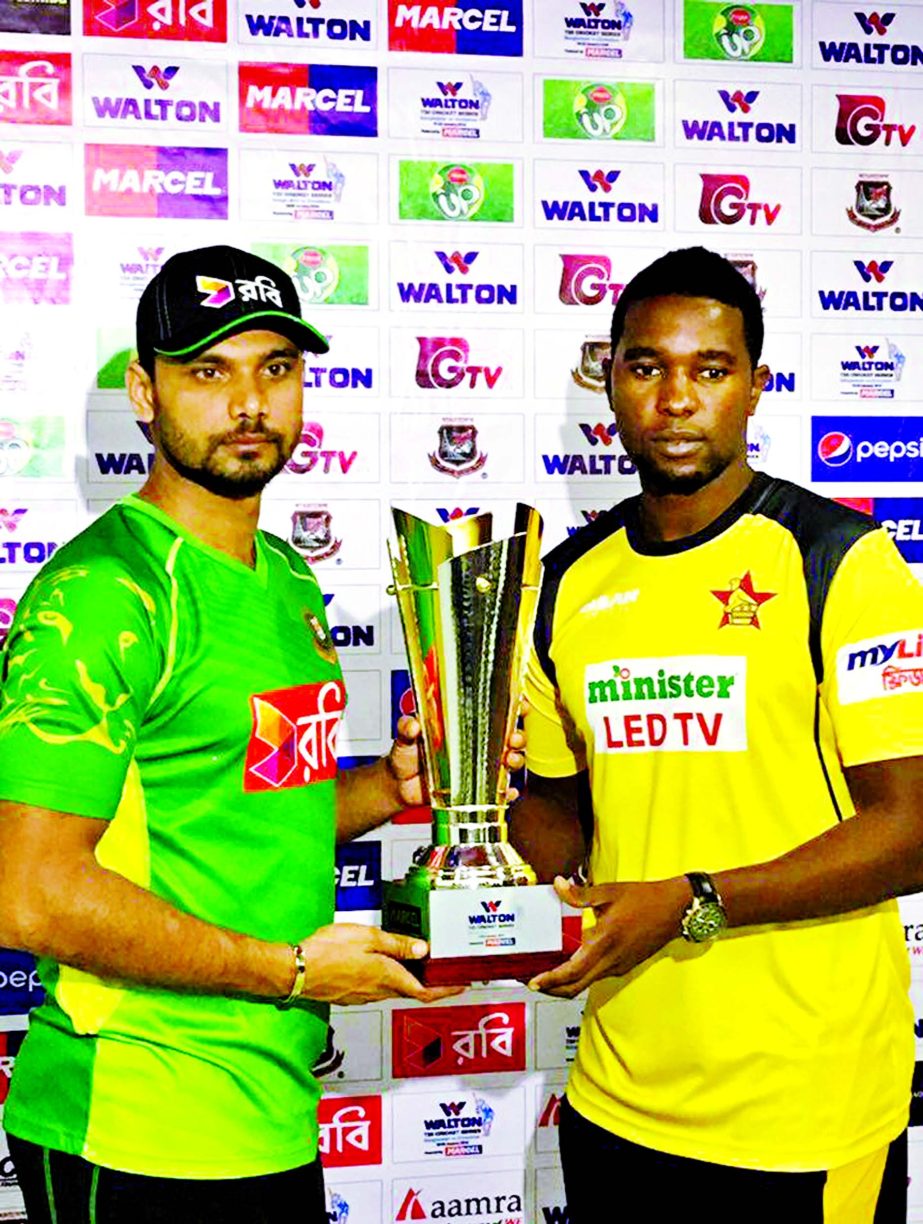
left=436, top=506, right=479, bottom=522
left=857, top=344, right=879, bottom=359
left=578, top=168, right=618, bottom=193
left=719, top=88, right=758, bottom=114
left=132, top=64, right=179, bottom=90
left=835, top=95, right=916, bottom=147
left=435, top=250, right=477, bottom=274
left=416, top=337, right=502, bottom=390
left=243, top=680, right=345, bottom=792
left=559, top=255, right=623, bottom=307
left=196, top=275, right=234, bottom=307
left=481, top=899, right=501, bottom=914
left=581, top=1, right=605, bottom=14
left=698, top=173, right=781, bottom=226
left=440, top=1101, right=466, bottom=1117
left=438, top=80, right=461, bottom=96
left=0, top=508, right=26, bottom=531
left=580, top=422, right=617, bottom=446
left=0, top=152, right=21, bottom=175
left=856, top=11, right=895, bottom=36
left=855, top=259, right=893, bottom=284
left=243, top=0, right=372, bottom=42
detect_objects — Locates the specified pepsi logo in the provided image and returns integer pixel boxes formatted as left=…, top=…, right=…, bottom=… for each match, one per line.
left=817, top=431, right=854, bottom=467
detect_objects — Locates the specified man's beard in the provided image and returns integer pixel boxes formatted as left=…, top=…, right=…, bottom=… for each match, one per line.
left=157, top=417, right=295, bottom=500
left=628, top=446, right=734, bottom=497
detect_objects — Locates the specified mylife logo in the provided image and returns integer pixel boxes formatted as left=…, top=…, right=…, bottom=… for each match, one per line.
left=855, top=259, right=893, bottom=284
left=718, top=88, right=759, bottom=114
left=415, top=337, right=502, bottom=390
left=85, top=0, right=226, bottom=40
left=837, top=629, right=923, bottom=704
left=578, top=168, right=619, bottom=192
left=856, top=11, right=895, bottom=37
left=243, top=680, right=345, bottom=792
left=698, top=173, right=781, bottom=226
left=835, top=94, right=916, bottom=147
left=132, top=64, right=179, bottom=90
left=559, top=254, right=624, bottom=306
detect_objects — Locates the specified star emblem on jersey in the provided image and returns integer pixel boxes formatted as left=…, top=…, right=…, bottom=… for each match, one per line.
left=711, top=571, right=776, bottom=629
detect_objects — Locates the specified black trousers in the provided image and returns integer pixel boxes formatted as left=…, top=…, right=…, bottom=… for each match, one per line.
left=7, top=1135, right=329, bottom=1224
left=558, top=1096, right=907, bottom=1224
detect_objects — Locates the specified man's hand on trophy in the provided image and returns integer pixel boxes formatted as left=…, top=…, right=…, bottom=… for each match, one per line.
left=295, top=923, right=464, bottom=1005
left=387, top=714, right=528, bottom=808
left=526, top=875, right=692, bottom=998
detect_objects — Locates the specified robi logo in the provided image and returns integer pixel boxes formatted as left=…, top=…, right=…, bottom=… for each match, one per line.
left=559, top=255, right=624, bottom=307
left=578, top=168, right=619, bottom=193
left=415, top=337, right=501, bottom=390
left=817, top=431, right=854, bottom=467
left=698, top=173, right=781, bottom=226
left=243, top=680, right=345, bottom=792
left=719, top=88, right=758, bottom=114
left=855, top=11, right=895, bottom=36
left=835, top=95, right=916, bottom=148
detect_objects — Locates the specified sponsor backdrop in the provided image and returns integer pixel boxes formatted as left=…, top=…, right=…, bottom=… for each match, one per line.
left=1, top=0, right=923, bottom=1220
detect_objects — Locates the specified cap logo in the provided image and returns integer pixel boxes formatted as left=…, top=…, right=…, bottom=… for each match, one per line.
left=196, top=275, right=234, bottom=308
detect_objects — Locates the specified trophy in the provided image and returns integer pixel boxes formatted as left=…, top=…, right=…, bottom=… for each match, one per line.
left=382, top=504, right=567, bottom=986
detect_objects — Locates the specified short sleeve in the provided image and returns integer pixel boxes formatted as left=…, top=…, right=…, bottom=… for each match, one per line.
left=820, top=529, right=923, bottom=768
left=0, top=561, right=163, bottom=818
left=523, top=644, right=586, bottom=778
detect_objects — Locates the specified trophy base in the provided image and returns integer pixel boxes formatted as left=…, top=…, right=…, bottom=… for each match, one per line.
left=383, top=877, right=574, bottom=988
left=406, top=948, right=570, bottom=987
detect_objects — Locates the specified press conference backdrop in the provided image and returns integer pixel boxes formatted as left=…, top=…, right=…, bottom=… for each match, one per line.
left=1, top=0, right=923, bottom=1218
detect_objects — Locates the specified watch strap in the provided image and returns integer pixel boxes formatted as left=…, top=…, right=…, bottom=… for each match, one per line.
left=686, top=871, right=721, bottom=906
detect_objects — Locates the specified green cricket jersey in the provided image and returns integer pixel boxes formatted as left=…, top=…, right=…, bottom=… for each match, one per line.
left=0, top=495, right=345, bottom=1177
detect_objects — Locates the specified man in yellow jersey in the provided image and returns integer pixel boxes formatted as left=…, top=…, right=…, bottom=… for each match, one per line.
left=0, top=246, right=522, bottom=1222
left=513, top=246, right=923, bottom=1222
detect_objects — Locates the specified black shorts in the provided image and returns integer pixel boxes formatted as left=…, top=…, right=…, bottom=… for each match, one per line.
left=558, top=1096, right=906, bottom=1224
left=6, top=1135, right=328, bottom=1224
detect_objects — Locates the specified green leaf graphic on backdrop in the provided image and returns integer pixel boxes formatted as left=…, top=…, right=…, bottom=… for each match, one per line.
left=252, top=244, right=369, bottom=307
left=0, top=416, right=65, bottom=478
left=398, top=161, right=515, bottom=223
left=543, top=80, right=656, bottom=141
left=97, top=328, right=134, bottom=390
left=683, top=1, right=794, bottom=63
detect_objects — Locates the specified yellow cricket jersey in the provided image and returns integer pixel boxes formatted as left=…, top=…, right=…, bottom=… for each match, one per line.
left=525, top=472, right=923, bottom=1173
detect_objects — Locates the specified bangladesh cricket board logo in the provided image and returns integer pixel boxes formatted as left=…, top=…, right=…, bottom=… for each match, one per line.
left=398, top=159, right=514, bottom=223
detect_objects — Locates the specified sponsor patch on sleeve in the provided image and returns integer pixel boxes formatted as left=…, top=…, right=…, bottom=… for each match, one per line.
left=836, top=630, right=923, bottom=704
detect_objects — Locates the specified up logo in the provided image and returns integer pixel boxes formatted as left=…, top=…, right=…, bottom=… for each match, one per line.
left=430, top=163, right=484, bottom=220
left=712, top=4, right=766, bottom=59
left=574, top=83, right=626, bottom=140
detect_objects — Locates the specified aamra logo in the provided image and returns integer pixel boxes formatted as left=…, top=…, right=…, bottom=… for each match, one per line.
left=244, top=680, right=345, bottom=792
left=710, top=571, right=775, bottom=629
left=197, top=275, right=233, bottom=307
left=539, top=1093, right=563, bottom=1128
left=132, top=64, right=179, bottom=90
left=835, top=95, right=916, bottom=148
left=431, top=163, right=483, bottom=220
left=698, top=173, right=780, bottom=226
left=396, top=1190, right=426, bottom=1222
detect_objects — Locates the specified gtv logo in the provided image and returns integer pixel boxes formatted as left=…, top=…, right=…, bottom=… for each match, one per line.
left=698, top=173, right=781, bottom=226
left=558, top=254, right=624, bottom=306
left=835, top=95, right=916, bottom=147
left=415, top=337, right=502, bottom=390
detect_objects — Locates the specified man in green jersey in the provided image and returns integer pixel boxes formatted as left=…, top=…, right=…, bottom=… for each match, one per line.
left=0, top=247, right=497, bottom=1222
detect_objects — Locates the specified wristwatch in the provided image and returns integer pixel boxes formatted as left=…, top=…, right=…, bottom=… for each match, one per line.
left=681, top=872, right=728, bottom=943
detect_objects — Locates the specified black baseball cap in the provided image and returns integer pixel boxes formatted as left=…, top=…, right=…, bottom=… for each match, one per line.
left=136, top=245, right=329, bottom=370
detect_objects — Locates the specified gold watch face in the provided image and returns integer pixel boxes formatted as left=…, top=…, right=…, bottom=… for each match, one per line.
left=684, top=900, right=727, bottom=942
